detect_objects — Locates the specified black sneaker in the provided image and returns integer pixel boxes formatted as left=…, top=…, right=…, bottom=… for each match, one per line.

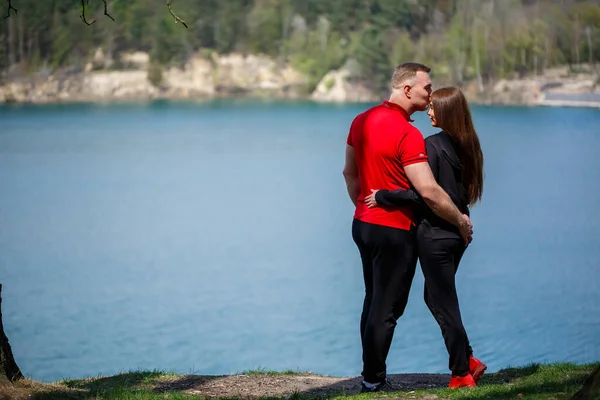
left=360, top=378, right=398, bottom=393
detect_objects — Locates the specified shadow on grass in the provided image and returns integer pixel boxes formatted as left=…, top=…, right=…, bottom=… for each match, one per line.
left=151, top=374, right=222, bottom=393
left=479, top=362, right=541, bottom=385
left=497, top=363, right=541, bottom=380
left=30, top=390, right=84, bottom=400
left=28, top=371, right=168, bottom=399
left=62, top=370, right=164, bottom=392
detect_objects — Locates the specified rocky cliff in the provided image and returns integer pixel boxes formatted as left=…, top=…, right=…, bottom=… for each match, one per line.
left=1, top=51, right=599, bottom=108
left=0, top=50, right=308, bottom=104
left=310, top=59, right=377, bottom=103
left=461, top=65, right=600, bottom=108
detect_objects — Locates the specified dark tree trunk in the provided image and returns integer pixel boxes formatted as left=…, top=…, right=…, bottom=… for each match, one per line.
left=0, top=284, right=23, bottom=383
left=572, top=365, right=600, bottom=400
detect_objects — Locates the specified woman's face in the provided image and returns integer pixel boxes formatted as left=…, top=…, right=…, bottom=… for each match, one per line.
left=427, top=102, right=438, bottom=127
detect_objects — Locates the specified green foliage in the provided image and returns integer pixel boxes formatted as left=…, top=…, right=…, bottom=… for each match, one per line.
left=323, top=76, right=335, bottom=91
left=245, top=1, right=283, bottom=56
left=287, top=20, right=347, bottom=91
left=1, top=0, right=600, bottom=88
left=50, top=8, right=72, bottom=68
left=355, top=26, right=391, bottom=94
left=390, top=30, right=417, bottom=68
left=0, top=33, right=8, bottom=73
left=147, top=63, right=163, bottom=87
left=152, top=15, right=186, bottom=65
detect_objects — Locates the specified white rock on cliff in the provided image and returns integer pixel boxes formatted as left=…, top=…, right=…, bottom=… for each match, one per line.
left=163, top=56, right=215, bottom=97
left=213, top=53, right=307, bottom=93
left=82, top=71, right=158, bottom=99
left=311, top=64, right=376, bottom=103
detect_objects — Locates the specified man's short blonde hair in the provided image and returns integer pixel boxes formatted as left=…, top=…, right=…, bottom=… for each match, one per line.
left=391, top=62, right=431, bottom=89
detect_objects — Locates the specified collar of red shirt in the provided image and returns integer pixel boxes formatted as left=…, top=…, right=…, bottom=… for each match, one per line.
left=382, top=100, right=414, bottom=122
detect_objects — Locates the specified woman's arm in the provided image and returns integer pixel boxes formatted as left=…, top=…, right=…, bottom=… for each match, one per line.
left=373, top=187, right=422, bottom=207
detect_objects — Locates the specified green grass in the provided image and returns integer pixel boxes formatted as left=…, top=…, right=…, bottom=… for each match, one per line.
left=410, top=362, right=598, bottom=400
left=61, top=370, right=168, bottom=392
left=236, top=367, right=309, bottom=376
left=16, top=362, right=598, bottom=400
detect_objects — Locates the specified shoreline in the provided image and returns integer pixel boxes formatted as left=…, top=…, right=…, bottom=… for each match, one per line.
left=537, top=99, right=600, bottom=108
left=1, top=94, right=599, bottom=109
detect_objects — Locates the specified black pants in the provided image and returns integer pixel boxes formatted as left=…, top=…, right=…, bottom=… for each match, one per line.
left=417, top=223, right=473, bottom=376
left=352, top=219, right=417, bottom=384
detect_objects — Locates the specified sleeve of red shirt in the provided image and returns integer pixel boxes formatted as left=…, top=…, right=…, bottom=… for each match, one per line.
left=347, top=112, right=367, bottom=147
left=346, top=117, right=358, bottom=147
left=399, top=127, right=428, bottom=167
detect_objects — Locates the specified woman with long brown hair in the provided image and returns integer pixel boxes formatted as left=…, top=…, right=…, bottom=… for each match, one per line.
left=365, top=86, right=486, bottom=389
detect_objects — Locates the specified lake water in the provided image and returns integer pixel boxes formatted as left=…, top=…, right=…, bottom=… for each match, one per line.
left=1, top=100, right=599, bottom=383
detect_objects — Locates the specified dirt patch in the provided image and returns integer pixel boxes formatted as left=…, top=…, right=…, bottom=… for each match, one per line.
left=1, top=373, right=452, bottom=399
left=151, top=373, right=451, bottom=398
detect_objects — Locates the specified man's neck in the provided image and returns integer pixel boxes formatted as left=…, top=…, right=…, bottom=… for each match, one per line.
left=388, top=92, right=415, bottom=116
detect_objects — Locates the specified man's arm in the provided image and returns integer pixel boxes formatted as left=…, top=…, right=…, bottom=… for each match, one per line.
left=374, top=140, right=439, bottom=208
left=404, top=162, right=472, bottom=243
left=343, top=145, right=360, bottom=206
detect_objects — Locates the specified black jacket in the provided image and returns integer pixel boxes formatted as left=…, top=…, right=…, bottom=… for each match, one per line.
left=375, top=131, right=469, bottom=239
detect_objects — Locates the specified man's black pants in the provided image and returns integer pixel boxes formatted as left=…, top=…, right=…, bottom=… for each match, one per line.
left=352, top=219, right=417, bottom=384
left=417, top=223, right=473, bottom=376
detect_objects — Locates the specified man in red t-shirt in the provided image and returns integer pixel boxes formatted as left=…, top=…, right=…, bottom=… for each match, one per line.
left=343, top=62, right=473, bottom=393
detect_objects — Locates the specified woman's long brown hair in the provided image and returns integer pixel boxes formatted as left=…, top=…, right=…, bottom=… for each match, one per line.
left=430, top=87, right=484, bottom=206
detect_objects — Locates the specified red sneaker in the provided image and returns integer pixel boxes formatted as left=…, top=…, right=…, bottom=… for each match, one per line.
left=469, top=356, right=487, bottom=384
left=449, top=373, right=476, bottom=389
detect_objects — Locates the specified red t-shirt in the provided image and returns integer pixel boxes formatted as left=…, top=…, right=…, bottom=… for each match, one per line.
left=347, top=100, right=428, bottom=230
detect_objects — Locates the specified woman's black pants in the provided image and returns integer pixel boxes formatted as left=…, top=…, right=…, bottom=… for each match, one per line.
left=417, top=223, right=473, bottom=376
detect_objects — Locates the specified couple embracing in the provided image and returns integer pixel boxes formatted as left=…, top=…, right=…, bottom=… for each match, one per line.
left=343, top=62, right=486, bottom=392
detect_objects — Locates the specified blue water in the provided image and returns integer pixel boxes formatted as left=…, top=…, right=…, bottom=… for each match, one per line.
left=1, top=100, right=599, bottom=383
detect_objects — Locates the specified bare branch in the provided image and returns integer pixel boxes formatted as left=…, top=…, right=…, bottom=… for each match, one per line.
left=80, top=0, right=96, bottom=25
left=102, top=0, right=115, bottom=21
left=4, top=0, right=17, bottom=19
left=166, top=0, right=188, bottom=28
left=80, top=0, right=115, bottom=25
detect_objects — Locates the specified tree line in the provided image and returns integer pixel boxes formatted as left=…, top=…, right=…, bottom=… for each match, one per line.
left=1, top=0, right=599, bottom=93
